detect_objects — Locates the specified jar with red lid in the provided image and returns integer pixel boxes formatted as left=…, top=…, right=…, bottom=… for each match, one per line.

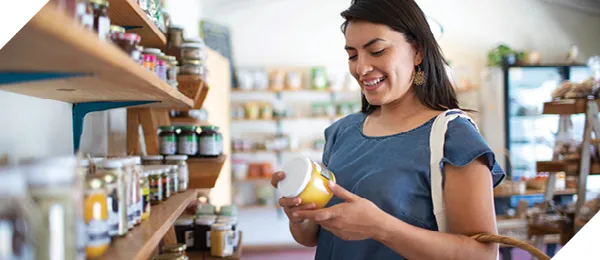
left=111, top=32, right=141, bottom=56
left=143, top=54, right=157, bottom=72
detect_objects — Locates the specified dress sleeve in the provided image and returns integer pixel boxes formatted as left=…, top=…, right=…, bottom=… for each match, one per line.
left=441, top=117, right=506, bottom=188
left=322, top=123, right=338, bottom=167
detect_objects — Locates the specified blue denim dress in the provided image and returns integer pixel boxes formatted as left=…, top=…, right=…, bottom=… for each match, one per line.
left=314, top=111, right=506, bottom=260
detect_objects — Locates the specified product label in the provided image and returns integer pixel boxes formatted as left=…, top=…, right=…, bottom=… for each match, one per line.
left=87, top=219, right=110, bottom=248
left=170, top=175, right=179, bottom=193
left=76, top=218, right=87, bottom=258
left=185, top=230, right=195, bottom=248
left=98, top=16, right=111, bottom=41
left=178, top=135, right=198, bottom=155
left=178, top=166, right=189, bottom=191
left=162, top=177, right=171, bottom=199
left=127, top=205, right=135, bottom=228
left=200, top=136, right=219, bottom=156
left=206, top=231, right=211, bottom=247
left=160, top=136, right=177, bottom=155
left=107, top=195, right=119, bottom=236
left=142, top=186, right=151, bottom=212
left=48, top=204, right=66, bottom=260
left=150, top=180, right=162, bottom=202
left=223, top=231, right=235, bottom=255
left=81, top=14, right=94, bottom=31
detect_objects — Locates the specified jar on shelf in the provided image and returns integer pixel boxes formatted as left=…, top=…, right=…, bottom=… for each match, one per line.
left=159, top=125, right=177, bottom=156
left=24, top=156, right=82, bottom=260
left=179, top=59, right=206, bottom=77
left=76, top=0, right=94, bottom=31
left=132, top=45, right=144, bottom=65
left=168, top=165, right=179, bottom=194
left=129, top=156, right=143, bottom=226
left=178, top=125, right=198, bottom=156
left=161, top=167, right=171, bottom=200
left=180, top=42, right=206, bottom=61
left=89, top=0, right=110, bottom=41
left=167, top=25, right=184, bottom=48
left=98, top=159, right=128, bottom=237
left=83, top=174, right=110, bottom=258
left=109, top=25, right=125, bottom=34
left=194, top=215, right=216, bottom=251
left=199, top=125, right=223, bottom=158
left=210, top=223, right=235, bottom=257
left=142, top=155, right=164, bottom=165
left=165, top=55, right=179, bottom=88
left=0, top=166, right=39, bottom=260
left=149, top=169, right=163, bottom=204
left=140, top=169, right=151, bottom=220
left=165, top=155, right=189, bottom=192
left=174, top=215, right=195, bottom=249
left=143, top=54, right=157, bottom=72
left=156, top=58, right=168, bottom=81
left=111, top=31, right=141, bottom=57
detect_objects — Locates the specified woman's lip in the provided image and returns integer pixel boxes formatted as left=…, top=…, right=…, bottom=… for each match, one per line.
left=363, top=78, right=385, bottom=91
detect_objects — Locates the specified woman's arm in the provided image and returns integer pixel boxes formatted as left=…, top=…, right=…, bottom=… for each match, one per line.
left=289, top=219, right=320, bottom=247
left=294, top=156, right=498, bottom=259
left=374, top=156, right=498, bottom=260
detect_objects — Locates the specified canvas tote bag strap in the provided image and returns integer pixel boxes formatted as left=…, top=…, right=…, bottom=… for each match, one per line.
left=429, top=109, right=477, bottom=233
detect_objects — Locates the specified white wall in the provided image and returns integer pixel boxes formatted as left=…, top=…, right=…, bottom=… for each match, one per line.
left=199, top=0, right=600, bottom=247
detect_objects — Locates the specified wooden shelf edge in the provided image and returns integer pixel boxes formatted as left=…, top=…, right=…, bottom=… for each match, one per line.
left=98, top=190, right=198, bottom=260
left=536, top=160, right=600, bottom=175
left=188, top=155, right=228, bottom=189
left=542, top=99, right=600, bottom=115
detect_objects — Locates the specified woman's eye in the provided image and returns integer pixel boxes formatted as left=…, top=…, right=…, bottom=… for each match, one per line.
left=348, top=55, right=357, bottom=61
left=371, top=49, right=385, bottom=56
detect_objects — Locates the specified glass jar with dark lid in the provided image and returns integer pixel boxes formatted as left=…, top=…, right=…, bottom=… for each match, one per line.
left=177, top=126, right=198, bottom=156
left=199, top=126, right=222, bottom=158
left=159, top=126, right=177, bottom=156
left=89, top=0, right=110, bottom=41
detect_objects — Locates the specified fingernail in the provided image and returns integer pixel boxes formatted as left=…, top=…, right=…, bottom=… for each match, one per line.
left=328, top=181, right=335, bottom=188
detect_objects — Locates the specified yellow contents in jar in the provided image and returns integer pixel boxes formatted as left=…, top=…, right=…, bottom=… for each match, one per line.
left=84, top=176, right=110, bottom=258
left=278, top=157, right=336, bottom=209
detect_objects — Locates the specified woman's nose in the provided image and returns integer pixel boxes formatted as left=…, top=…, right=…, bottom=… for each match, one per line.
left=355, top=56, right=373, bottom=77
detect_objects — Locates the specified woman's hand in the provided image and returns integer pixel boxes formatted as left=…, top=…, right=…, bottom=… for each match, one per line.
left=271, top=171, right=317, bottom=224
left=293, top=181, right=385, bottom=241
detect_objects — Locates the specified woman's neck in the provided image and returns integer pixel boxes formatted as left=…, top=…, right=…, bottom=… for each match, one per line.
left=378, top=90, right=429, bottom=121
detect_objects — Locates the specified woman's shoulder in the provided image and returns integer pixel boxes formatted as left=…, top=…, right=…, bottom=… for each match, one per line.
left=325, top=112, right=365, bottom=134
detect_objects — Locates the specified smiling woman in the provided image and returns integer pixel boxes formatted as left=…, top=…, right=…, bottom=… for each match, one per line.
left=270, top=0, right=508, bottom=260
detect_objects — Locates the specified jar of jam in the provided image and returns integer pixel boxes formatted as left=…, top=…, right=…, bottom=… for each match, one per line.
left=177, top=126, right=198, bottom=156
left=89, top=0, right=110, bottom=41
left=165, top=55, right=179, bottom=88
left=180, top=42, right=205, bottom=60
left=199, top=126, right=222, bottom=158
left=111, top=32, right=141, bottom=56
left=165, top=155, right=189, bottom=192
left=179, top=59, right=206, bottom=76
left=132, top=45, right=144, bottom=65
left=140, top=170, right=151, bottom=220
left=159, top=126, right=177, bottom=156
left=168, top=165, right=179, bottom=194
left=149, top=169, right=163, bottom=205
left=156, top=59, right=168, bottom=81
left=143, top=54, right=157, bottom=72
left=83, top=175, right=110, bottom=258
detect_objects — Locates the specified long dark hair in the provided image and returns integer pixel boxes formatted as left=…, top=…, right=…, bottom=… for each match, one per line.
left=341, top=0, right=463, bottom=114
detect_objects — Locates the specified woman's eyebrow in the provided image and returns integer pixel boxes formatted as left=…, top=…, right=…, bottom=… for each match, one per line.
left=345, top=38, right=385, bottom=50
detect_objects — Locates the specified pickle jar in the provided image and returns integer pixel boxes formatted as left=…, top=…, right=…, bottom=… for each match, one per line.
left=199, top=125, right=222, bottom=158
left=99, top=159, right=128, bottom=237
left=149, top=169, right=163, bottom=205
left=161, top=167, right=171, bottom=200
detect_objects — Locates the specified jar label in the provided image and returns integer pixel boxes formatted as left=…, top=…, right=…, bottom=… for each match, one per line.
left=107, top=195, right=119, bottom=236
left=162, top=177, right=171, bottom=198
left=160, top=136, right=177, bottom=155
left=142, top=186, right=151, bottom=212
left=178, top=135, right=198, bottom=155
left=206, top=231, right=211, bottom=247
left=185, top=230, right=195, bottom=248
left=151, top=180, right=162, bottom=201
left=200, top=136, right=220, bottom=156
left=98, top=16, right=111, bottom=41
left=87, top=219, right=110, bottom=247
left=170, top=176, right=178, bottom=193
left=127, top=205, right=135, bottom=227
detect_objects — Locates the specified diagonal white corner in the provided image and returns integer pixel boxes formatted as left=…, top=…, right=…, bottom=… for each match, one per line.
left=552, top=212, right=600, bottom=259
left=0, top=0, right=49, bottom=50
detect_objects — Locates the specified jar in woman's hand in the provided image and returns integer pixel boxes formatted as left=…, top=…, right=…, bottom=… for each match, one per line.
left=277, top=157, right=336, bottom=209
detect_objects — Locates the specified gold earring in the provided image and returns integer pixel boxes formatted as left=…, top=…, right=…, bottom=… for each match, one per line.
left=414, top=65, right=425, bottom=86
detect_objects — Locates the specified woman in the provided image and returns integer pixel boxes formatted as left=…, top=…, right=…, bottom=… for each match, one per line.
left=270, top=0, right=506, bottom=259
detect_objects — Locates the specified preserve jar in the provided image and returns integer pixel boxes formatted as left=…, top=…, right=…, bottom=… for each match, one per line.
left=159, top=126, right=177, bottom=156
left=194, top=215, right=216, bottom=251
left=277, top=157, right=336, bottom=209
left=174, top=215, right=195, bottom=249
left=90, top=0, right=110, bottom=41
left=111, top=32, right=141, bottom=56
left=165, top=55, right=179, bottom=85
left=167, top=25, right=184, bottom=48
left=129, top=156, right=143, bottom=226
left=149, top=169, right=163, bottom=204
left=178, top=126, right=198, bottom=156
left=210, top=223, right=235, bottom=257
left=199, top=126, right=222, bottom=158
left=143, top=54, right=157, bottom=72
left=180, top=42, right=205, bottom=60
left=165, top=155, right=189, bottom=192
left=156, top=58, right=168, bottom=81
left=161, top=167, right=171, bottom=200
left=0, top=166, right=38, bottom=260
left=179, top=60, right=206, bottom=76
left=142, top=155, right=163, bottom=165
left=99, top=159, right=128, bottom=237
left=168, top=165, right=179, bottom=194
left=83, top=175, right=110, bottom=258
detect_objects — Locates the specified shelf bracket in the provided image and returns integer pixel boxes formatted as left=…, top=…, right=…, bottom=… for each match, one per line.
left=0, top=72, right=88, bottom=85
left=72, top=101, right=158, bottom=152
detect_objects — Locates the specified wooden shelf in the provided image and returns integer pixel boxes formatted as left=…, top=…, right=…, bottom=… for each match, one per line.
left=187, top=232, right=243, bottom=260
left=494, top=188, right=577, bottom=197
left=188, top=155, right=227, bottom=189
left=98, top=190, right=198, bottom=260
left=542, top=99, right=600, bottom=115
left=536, top=160, right=600, bottom=175
left=107, top=0, right=167, bottom=48
left=0, top=3, right=192, bottom=108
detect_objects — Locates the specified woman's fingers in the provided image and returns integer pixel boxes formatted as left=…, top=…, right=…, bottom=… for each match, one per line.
left=271, top=171, right=285, bottom=188
left=279, top=197, right=301, bottom=207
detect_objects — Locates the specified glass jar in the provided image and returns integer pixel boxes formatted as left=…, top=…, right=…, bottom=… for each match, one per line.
left=156, top=59, right=168, bottom=81
left=180, top=42, right=205, bottom=60
left=177, top=126, right=198, bottom=156
left=168, top=165, right=179, bottom=194
left=210, top=223, right=235, bottom=257
left=76, top=0, right=94, bottom=31
left=0, top=166, right=38, bottom=260
left=199, top=125, right=222, bottom=158
left=165, top=155, right=189, bottom=192
left=142, top=155, right=163, bottom=166
left=99, top=159, right=128, bottom=237
left=89, top=0, right=110, bottom=41
left=179, top=60, right=206, bottom=76
left=278, top=157, right=336, bottom=209
left=140, top=170, right=151, bottom=220
left=129, top=157, right=143, bottom=226
left=161, top=167, right=171, bottom=200
left=143, top=54, right=157, bottom=72
left=174, top=215, right=195, bottom=249
left=132, top=45, right=144, bottom=65
left=167, top=25, right=184, bottom=48
left=165, top=55, right=179, bottom=88
left=111, top=32, right=141, bottom=56
left=149, top=169, right=163, bottom=205
left=194, top=215, right=216, bottom=251
left=84, top=175, right=110, bottom=258
left=24, top=156, right=81, bottom=260
left=159, top=126, right=177, bottom=156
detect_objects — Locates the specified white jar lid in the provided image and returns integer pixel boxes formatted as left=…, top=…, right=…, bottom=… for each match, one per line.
left=195, top=216, right=217, bottom=226
left=24, top=156, right=77, bottom=186
left=277, top=157, right=312, bottom=198
left=142, top=155, right=163, bottom=161
left=102, top=158, right=124, bottom=169
left=129, top=156, right=141, bottom=165
left=165, top=155, right=188, bottom=161
left=78, top=159, right=90, bottom=167
left=210, top=223, right=232, bottom=231
left=174, top=215, right=194, bottom=226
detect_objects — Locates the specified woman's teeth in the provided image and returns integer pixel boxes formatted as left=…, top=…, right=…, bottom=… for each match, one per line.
left=363, top=76, right=387, bottom=86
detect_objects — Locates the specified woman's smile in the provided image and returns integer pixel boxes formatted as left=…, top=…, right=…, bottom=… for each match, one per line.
left=362, top=76, right=387, bottom=91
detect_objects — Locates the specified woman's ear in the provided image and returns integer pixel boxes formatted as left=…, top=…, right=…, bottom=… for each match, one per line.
left=414, top=44, right=424, bottom=66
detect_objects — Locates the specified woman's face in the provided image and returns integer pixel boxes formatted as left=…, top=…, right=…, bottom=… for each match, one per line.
left=344, top=20, right=422, bottom=106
